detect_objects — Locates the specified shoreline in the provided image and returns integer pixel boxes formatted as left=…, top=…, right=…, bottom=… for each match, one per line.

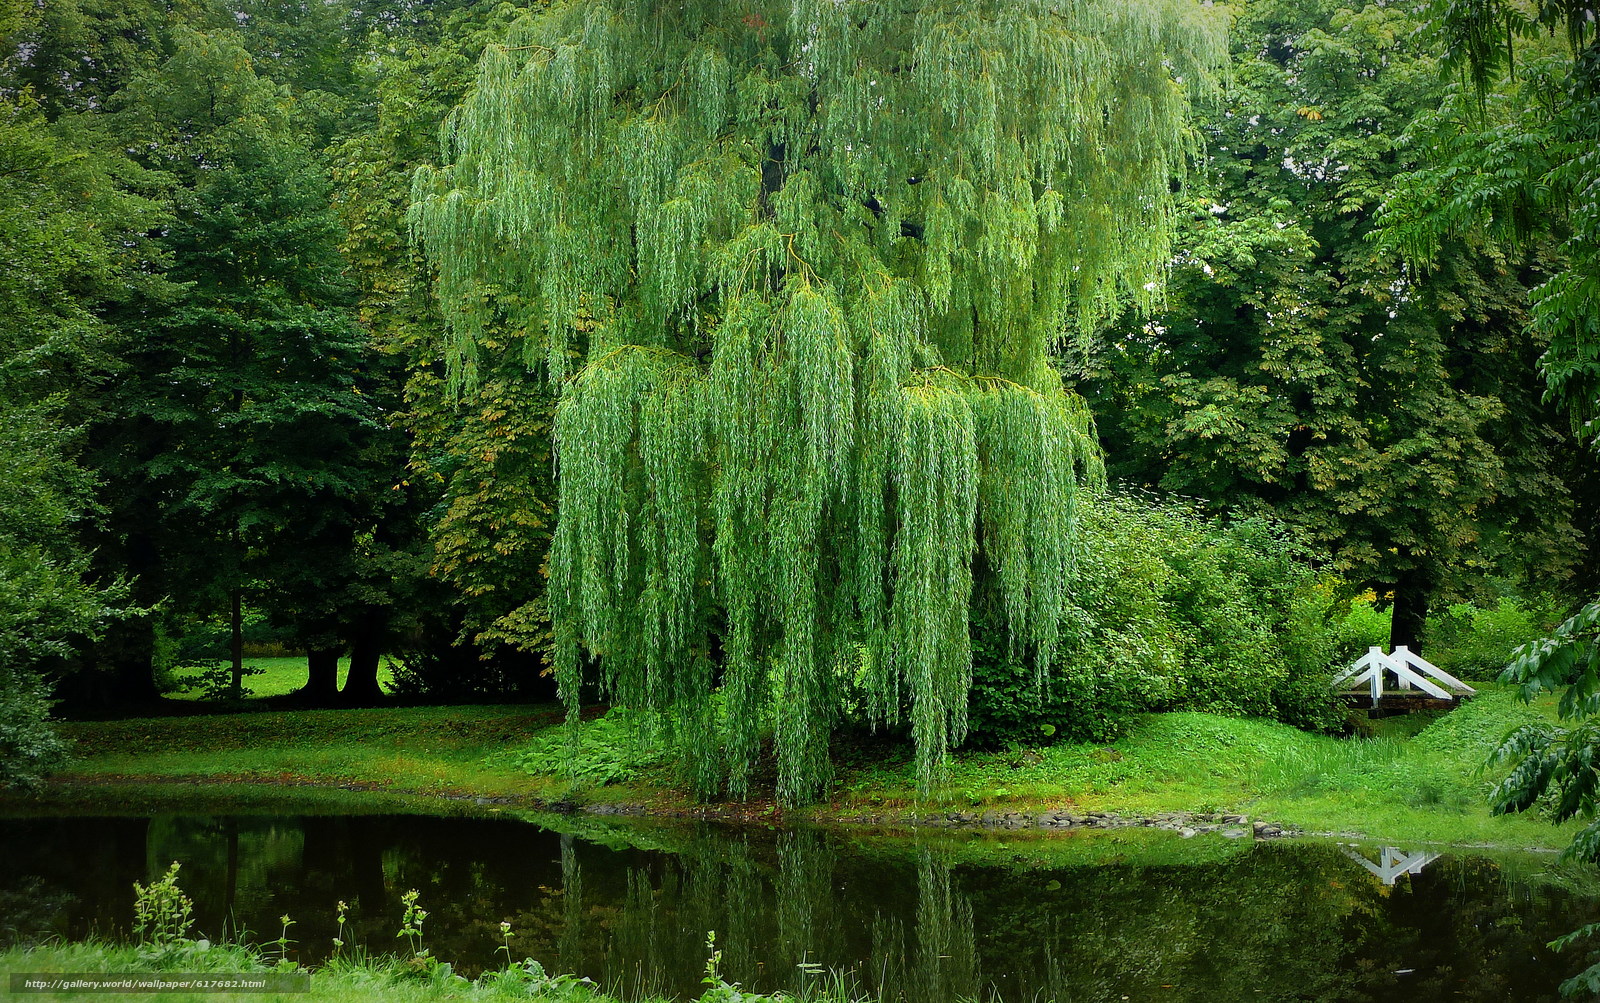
left=5, top=691, right=1580, bottom=852
left=8, top=771, right=1573, bottom=854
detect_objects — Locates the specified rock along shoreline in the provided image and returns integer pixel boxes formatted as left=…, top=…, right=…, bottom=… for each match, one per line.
left=582, top=801, right=1294, bottom=839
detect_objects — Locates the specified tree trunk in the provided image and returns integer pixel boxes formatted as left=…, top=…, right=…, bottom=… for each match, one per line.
left=341, top=611, right=384, bottom=705
left=62, top=525, right=160, bottom=708
left=223, top=820, right=239, bottom=925
left=298, top=647, right=340, bottom=704
left=229, top=587, right=245, bottom=699
left=60, top=614, right=159, bottom=708
left=1389, top=570, right=1433, bottom=654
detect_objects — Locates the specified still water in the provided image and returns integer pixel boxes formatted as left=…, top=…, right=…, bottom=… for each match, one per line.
left=2, top=811, right=1597, bottom=1002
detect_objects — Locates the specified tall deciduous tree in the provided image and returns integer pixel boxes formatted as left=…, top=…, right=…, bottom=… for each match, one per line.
left=0, top=95, right=144, bottom=769
left=0, top=0, right=221, bottom=118
left=92, top=27, right=384, bottom=700
left=329, top=0, right=558, bottom=694
left=1076, top=0, right=1582, bottom=651
left=413, top=0, right=1227, bottom=801
left=1386, top=0, right=1598, bottom=451
left=1377, top=1, right=1598, bottom=593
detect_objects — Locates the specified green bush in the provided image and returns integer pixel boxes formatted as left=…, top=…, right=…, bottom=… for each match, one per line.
left=511, top=709, right=669, bottom=786
left=964, top=490, right=1344, bottom=748
left=0, top=667, right=68, bottom=791
left=1426, top=596, right=1560, bottom=681
left=1327, top=596, right=1391, bottom=665
left=166, top=606, right=298, bottom=664
left=966, top=626, right=1173, bottom=746
left=0, top=545, right=126, bottom=788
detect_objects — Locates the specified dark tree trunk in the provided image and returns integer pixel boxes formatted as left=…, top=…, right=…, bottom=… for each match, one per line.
left=341, top=610, right=384, bottom=705
left=62, top=526, right=161, bottom=708
left=229, top=586, right=245, bottom=699
left=1389, top=570, right=1433, bottom=654
left=298, top=647, right=341, bottom=704
left=223, top=820, right=239, bottom=925
left=60, top=614, right=160, bottom=708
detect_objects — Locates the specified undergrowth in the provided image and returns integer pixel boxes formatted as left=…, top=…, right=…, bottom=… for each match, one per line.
left=0, top=870, right=879, bottom=1003
left=502, top=709, right=671, bottom=788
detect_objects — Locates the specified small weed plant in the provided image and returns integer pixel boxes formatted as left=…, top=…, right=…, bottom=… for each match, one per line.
left=397, top=888, right=428, bottom=959
left=268, top=914, right=296, bottom=966
left=133, top=862, right=194, bottom=949
left=331, top=900, right=348, bottom=958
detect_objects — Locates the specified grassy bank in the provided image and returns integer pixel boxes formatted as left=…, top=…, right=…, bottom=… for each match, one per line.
left=835, top=686, right=1574, bottom=846
left=9, top=685, right=1578, bottom=848
left=37, top=705, right=569, bottom=805
left=0, top=942, right=865, bottom=1003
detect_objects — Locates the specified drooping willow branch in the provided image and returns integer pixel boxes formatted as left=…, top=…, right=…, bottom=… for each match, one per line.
left=412, top=0, right=1226, bottom=802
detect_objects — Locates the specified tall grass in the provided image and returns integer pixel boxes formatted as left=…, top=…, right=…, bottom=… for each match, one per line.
left=1253, top=735, right=1408, bottom=796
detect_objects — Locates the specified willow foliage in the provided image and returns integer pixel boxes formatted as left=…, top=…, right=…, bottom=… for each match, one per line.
left=412, top=0, right=1226, bottom=801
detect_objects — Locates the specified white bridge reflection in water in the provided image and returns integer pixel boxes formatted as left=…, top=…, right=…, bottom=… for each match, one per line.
left=1342, top=845, right=1442, bottom=885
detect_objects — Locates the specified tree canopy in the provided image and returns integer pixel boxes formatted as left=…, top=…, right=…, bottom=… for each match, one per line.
left=412, top=0, right=1229, bottom=800
left=1076, top=0, right=1584, bottom=649
left=3, top=0, right=1597, bottom=808
left=1380, top=0, right=1598, bottom=454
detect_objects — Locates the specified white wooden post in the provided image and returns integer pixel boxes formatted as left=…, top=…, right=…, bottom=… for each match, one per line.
left=1333, top=645, right=1475, bottom=701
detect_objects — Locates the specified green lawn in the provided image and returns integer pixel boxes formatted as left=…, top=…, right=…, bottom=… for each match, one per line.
left=825, top=684, right=1574, bottom=846
left=42, top=705, right=567, bottom=806
left=166, top=656, right=396, bottom=701
left=21, top=682, right=1584, bottom=850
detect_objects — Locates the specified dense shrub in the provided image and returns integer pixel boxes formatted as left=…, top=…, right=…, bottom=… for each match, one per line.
left=511, top=708, right=668, bottom=785
left=1426, top=596, right=1562, bottom=680
left=0, top=547, right=124, bottom=788
left=164, top=607, right=297, bottom=664
left=387, top=642, right=558, bottom=701
left=965, top=490, right=1344, bottom=747
left=1326, top=595, right=1391, bottom=665
left=0, top=668, right=68, bottom=791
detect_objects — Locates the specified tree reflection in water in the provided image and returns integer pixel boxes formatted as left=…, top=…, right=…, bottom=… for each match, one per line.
left=1, top=814, right=1596, bottom=1002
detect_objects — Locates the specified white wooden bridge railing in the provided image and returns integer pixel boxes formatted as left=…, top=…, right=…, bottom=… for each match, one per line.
left=1331, top=645, right=1477, bottom=702
left=1341, top=846, right=1441, bottom=886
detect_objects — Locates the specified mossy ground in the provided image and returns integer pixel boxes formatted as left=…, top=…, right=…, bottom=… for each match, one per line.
left=9, top=684, right=1578, bottom=849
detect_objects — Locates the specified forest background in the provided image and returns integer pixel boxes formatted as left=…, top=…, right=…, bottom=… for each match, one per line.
left=0, top=0, right=1596, bottom=807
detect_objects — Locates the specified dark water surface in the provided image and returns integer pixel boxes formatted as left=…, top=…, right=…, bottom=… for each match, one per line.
left=2, top=811, right=1597, bottom=1002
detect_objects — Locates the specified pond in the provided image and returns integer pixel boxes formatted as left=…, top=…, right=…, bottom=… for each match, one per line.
left=2, top=809, right=1597, bottom=1002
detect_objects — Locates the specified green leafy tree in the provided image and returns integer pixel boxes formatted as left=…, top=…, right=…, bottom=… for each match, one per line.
left=1076, top=0, right=1582, bottom=651
left=1380, top=0, right=1598, bottom=454
left=328, top=0, right=558, bottom=696
left=0, top=0, right=221, bottom=118
left=1375, top=2, right=1600, bottom=599
left=1489, top=599, right=1600, bottom=994
left=413, top=0, right=1228, bottom=801
left=92, top=27, right=385, bottom=700
left=0, top=97, right=144, bottom=776
left=1402, top=4, right=1600, bottom=994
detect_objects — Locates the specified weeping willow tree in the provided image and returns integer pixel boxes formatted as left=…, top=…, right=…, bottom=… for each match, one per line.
left=411, top=0, right=1227, bottom=802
